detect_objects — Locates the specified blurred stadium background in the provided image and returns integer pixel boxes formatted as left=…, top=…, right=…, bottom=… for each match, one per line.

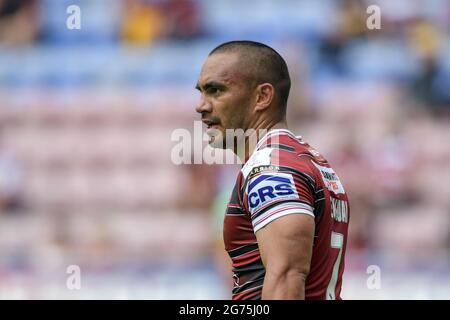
left=0, top=0, right=449, bottom=299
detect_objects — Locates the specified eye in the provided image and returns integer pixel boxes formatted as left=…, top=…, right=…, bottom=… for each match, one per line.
left=206, top=87, right=220, bottom=95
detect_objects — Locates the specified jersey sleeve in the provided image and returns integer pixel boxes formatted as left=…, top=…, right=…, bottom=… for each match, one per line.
left=241, top=147, right=316, bottom=233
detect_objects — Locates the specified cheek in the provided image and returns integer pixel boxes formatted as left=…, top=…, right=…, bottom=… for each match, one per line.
left=228, top=109, right=245, bottom=129
left=230, top=95, right=251, bottom=127
left=216, top=91, right=251, bottom=128
left=220, top=105, right=242, bottom=129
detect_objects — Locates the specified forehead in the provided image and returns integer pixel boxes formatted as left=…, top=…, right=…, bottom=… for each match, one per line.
left=198, top=52, right=246, bottom=85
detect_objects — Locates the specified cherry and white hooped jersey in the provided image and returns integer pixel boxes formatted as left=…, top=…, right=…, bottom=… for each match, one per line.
left=223, top=129, right=350, bottom=300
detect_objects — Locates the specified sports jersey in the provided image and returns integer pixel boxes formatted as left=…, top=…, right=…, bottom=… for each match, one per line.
left=223, top=129, right=350, bottom=300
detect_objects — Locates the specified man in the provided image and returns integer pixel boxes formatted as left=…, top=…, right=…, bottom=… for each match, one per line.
left=195, top=41, right=350, bottom=300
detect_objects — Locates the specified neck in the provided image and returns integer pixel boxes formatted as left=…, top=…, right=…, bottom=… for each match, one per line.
left=234, top=118, right=288, bottom=162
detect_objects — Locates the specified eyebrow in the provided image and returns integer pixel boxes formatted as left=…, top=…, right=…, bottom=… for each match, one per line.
left=195, top=81, right=227, bottom=92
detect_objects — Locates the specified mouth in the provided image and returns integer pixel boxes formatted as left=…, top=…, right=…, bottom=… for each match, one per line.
left=202, top=119, right=220, bottom=130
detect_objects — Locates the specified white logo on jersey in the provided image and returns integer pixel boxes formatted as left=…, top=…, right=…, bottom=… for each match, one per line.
left=241, top=147, right=273, bottom=178
left=331, top=198, right=348, bottom=223
left=312, top=162, right=345, bottom=195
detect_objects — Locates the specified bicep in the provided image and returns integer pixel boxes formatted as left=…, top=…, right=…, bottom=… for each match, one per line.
left=242, top=164, right=316, bottom=274
left=255, top=213, right=315, bottom=276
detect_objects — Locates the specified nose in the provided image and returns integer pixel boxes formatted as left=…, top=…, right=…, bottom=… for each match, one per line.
left=195, top=95, right=212, bottom=114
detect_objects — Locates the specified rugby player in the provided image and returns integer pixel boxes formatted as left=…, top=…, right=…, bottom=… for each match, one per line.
left=195, top=41, right=350, bottom=300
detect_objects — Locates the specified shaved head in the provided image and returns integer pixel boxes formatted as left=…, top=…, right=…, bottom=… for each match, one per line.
left=196, top=41, right=291, bottom=151
left=209, top=40, right=291, bottom=115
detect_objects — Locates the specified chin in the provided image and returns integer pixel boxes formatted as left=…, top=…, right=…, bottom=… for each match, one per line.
left=208, top=136, right=227, bottom=149
left=206, top=128, right=226, bottom=149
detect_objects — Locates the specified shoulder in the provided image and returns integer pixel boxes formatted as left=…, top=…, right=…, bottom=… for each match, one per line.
left=245, top=134, right=320, bottom=180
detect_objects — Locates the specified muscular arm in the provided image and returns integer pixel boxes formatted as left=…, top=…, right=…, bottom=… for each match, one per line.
left=255, top=213, right=315, bottom=300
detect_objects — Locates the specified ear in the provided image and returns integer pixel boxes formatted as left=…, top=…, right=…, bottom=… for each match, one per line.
left=254, top=83, right=275, bottom=112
